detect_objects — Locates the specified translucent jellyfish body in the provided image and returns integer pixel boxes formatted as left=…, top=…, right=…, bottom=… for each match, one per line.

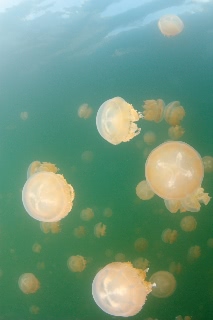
left=202, top=156, right=213, bottom=173
left=136, top=180, right=154, bottom=200
left=164, top=101, right=185, bottom=126
left=149, top=271, right=176, bottom=298
left=145, top=141, right=210, bottom=212
left=22, top=172, right=75, bottom=222
left=180, top=216, right=197, bottom=232
left=158, top=15, right=184, bottom=37
left=67, top=255, right=86, bottom=272
left=142, top=99, right=164, bottom=123
left=78, top=103, right=93, bottom=119
left=92, top=262, right=153, bottom=317
left=161, top=228, right=178, bottom=244
left=27, top=161, right=58, bottom=178
left=96, top=97, right=142, bottom=145
left=18, top=273, right=40, bottom=294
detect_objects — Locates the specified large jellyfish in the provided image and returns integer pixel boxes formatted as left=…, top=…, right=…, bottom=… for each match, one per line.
left=149, top=271, right=176, bottom=298
left=96, top=97, right=142, bottom=145
left=158, top=15, right=184, bottom=37
left=92, top=262, right=153, bottom=317
left=22, top=171, right=75, bottom=222
left=145, top=141, right=210, bottom=213
left=18, top=273, right=40, bottom=294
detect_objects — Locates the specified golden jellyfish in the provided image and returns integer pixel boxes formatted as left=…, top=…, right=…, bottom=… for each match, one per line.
left=27, top=161, right=58, bottom=178
left=105, top=249, right=113, bottom=258
left=161, top=228, right=178, bottom=244
left=78, top=103, right=93, bottom=119
left=158, top=15, right=184, bottom=37
left=180, top=215, right=197, bottom=232
left=20, top=111, right=28, bottom=120
left=103, top=207, right=113, bottom=218
left=81, top=150, right=94, bottom=163
left=145, top=141, right=210, bottom=212
left=143, top=131, right=156, bottom=145
left=22, top=171, right=75, bottom=222
left=169, top=261, right=182, bottom=275
left=18, top=273, right=40, bottom=294
left=32, top=242, right=41, bottom=253
left=40, top=221, right=61, bottom=234
left=207, top=238, right=213, bottom=248
left=136, top=180, right=155, bottom=200
left=96, top=97, right=142, bottom=145
left=92, top=262, right=153, bottom=317
left=36, top=262, right=45, bottom=270
left=94, top=222, right=106, bottom=238
left=202, top=156, right=213, bottom=173
left=115, top=252, right=126, bottom=262
left=187, top=245, right=201, bottom=262
left=80, top=208, right=94, bottom=221
left=67, top=255, right=86, bottom=272
left=142, top=99, right=164, bottom=123
left=164, top=101, right=185, bottom=126
left=133, top=257, right=149, bottom=270
left=134, top=237, right=148, bottom=252
left=149, top=271, right=176, bottom=298
left=168, top=125, right=185, bottom=140
left=73, top=226, right=86, bottom=238
left=29, top=305, right=40, bottom=315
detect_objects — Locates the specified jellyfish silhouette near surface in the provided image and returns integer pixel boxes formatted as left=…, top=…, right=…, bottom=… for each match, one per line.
left=92, top=262, right=153, bottom=317
left=96, top=97, right=143, bottom=145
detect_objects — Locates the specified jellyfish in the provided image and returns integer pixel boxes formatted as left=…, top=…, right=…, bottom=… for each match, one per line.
left=78, top=103, right=93, bottom=119
left=143, top=131, right=156, bottom=145
left=92, top=262, right=153, bottom=317
left=142, top=99, right=164, bottom=123
left=96, top=97, right=142, bottom=145
left=168, top=125, right=185, bottom=140
left=36, top=262, right=45, bottom=270
left=81, top=150, right=94, bottom=163
left=145, top=141, right=210, bottom=212
left=149, top=271, right=176, bottom=298
left=164, top=101, right=185, bottom=126
left=73, top=226, right=86, bottom=238
left=133, top=257, right=149, bottom=270
left=207, top=238, right=213, bottom=248
left=22, top=171, right=75, bottom=222
left=29, top=305, right=40, bottom=315
left=136, top=180, right=155, bottom=200
left=134, top=238, right=148, bottom=252
left=94, top=222, right=106, bottom=238
left=202, top=156, right=213, bottom=173
left=27, top=161, right=58, bottom=178
left=169, top=262, right=182, bottom=275
left=187, top=245, right=201, bottom=262
left=32, top=243, right=41, bottom=253
left=161, top=228, right=178, bottom=244
left=67, top=255, right=86, bottom=272
left=158, top=15, right=184, bottom=37
left=80, top=208, right=94, bottom=221
left=40, top=221, right=61, bottom=233
left=18, top=273, right=40, bottom=294
left=20, top=111, right=29, bottom=120
left=180, top=216, right=197, bottom=232
left=115, top=252, right=126, bottom=262
left=103, top=207, right=113, bottom=218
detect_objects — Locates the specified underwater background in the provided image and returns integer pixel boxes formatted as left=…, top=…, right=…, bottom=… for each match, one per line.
left=0, top=0, right=213, bottom=319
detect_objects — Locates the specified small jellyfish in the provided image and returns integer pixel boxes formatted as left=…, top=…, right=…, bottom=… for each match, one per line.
left=202, top=156, right=213, bottom=173
left=115, top=252, right=126, bottom=262
left=187, top=245, right=201, bottom=262
left=136, top=180, right=155, bottom=200
left=67, top=255, right=86, bottom=272
left=105, top=249, right=113, bottom=258
left=20, top=111, right=28, bottom=120
left=27, top=161, right=58, bottom=179
left=158, top=15, right=184, bottom=37
left=73, top=226, right=86, bottom=238
left=103, top=207, right=113, bottom=218
left=92, top=262, right=153, bottom=317
left=29, top=305, right=40, bottom=315
left=169, top=261, right=182, bottom=275
left=207, top=238, right=213, bottom=248
left=81, top=150, right=94, bottom=163
left=149, top=271, right=176, bottom=298
left=133, top=257, right=149, bottom=270
left=36, top=262, right=45, bottom=270
left=96, top=97, right=142, bottom=145
left=134, top=238, right=148, bottom=252
left=180, top=216, right=197, bottom=232
left=40, top=221, right=61, bottom=234
left=164, top=101, right=185, bottom=126
left=94, top=222, right=106, bottom=238
left=78, top=103, right=93, bottom=119
left=142, top=99, right=164, bottom=123
left=22, top=171, right=75, bottom=222
left=168, top=125, right=185, bottom=140
left=32, top=243, right=41, bottom=253
left=143, top=131, right=156, bottom=145
left=18, top=273, right=40, bottom=294
left=80, top=208, right=94, bottom=221
left=161, top=229, right=178, bottom=244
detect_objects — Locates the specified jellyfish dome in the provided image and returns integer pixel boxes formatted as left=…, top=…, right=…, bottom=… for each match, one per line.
left=149, top=271, right=176, bottom=298
left=22, top=172, right=75, bottom=222
left=158, top=15, right=184, bottom=37
left=96, top=97, right=142, bottom=145
left=18, top=273, right=40, bottom=294
left=92, top=262, right=153, bottom=317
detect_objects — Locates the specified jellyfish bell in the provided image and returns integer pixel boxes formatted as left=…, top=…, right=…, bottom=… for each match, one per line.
left=164, top=101, right=185, bottom=126
left=92, top=262, right=153, bottom=317
left=27, top=161, right=58, bottom=178
left=22, top=171, right=75, bottom=222
left=158, top=15, right=184, bottom=37
left=143, top=131, right=156, bottom=145
left=18, top=273, right=40, bottom=294
left=136, top=180, right=154, bottom=200
left=142, top=99, right=165, bottom=123
left=202, top=156, right=213, bottom=173
left=149, top=271, right=176, bottom=298
left=168, top=125, right=185, bottom=140
left=67, top=255, right=86, bottom=272
left=78, top=103, right=93, bottom=119
left=96, top=97, right=143, bottom=145
left=180, top=216, right=197, bottom=232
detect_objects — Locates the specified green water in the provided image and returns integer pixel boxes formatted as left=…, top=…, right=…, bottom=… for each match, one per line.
left=0, top=1, right=213, bottom=320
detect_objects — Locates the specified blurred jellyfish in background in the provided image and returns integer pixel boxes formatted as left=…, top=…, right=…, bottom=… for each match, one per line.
left=18, top=273, right=40, bottom=294
left=158, top=15, right=184, bottom=37
left=40, top=221, right=61, bottom=234
left=168, top=125, right=185, bottom=140
left=142, top=99, right=164, bottom=123
left=169, top=262, right=182, bottom=275
left=78, top=103, right=93, bottom=119
left=145, top=141, right=210, bottom=213
left=29, top=305, right=40, bottom=315
left=81, top=150, right=94, bottom=163
left=207, top=238, right=213, bottom=248
left=164, top=101, right=185, bottom=126
left=134, top=238, right=148, bottom=252
left=202, top=156, right=213, bottom=173
left=180, top=216, right=197, bottom=232
left=161, top=229, right=178, bottom=244
left=136, top=180, right=155, bottom=200
left=32, top=243, right=41, bottom=253
left=73, top=226, right=86, bottom=238
left=103, top=207, right=113, bottom=218
left=67, top=255, right=86, bottom=272
left=133, top=257, right=149, bottom=270
left=94, top=222, right=106, bottom=238
left=143, top=131, right=156, bottom=145
left=92, top=262, right=153, bottom=317
left=96, top=97, right=143, bottom=145
left=114, top=252, right=126, bottom=262
left=187, top=245, right=201, bottom=262
left=149, top=271, right=176, bottom=298
left=80, top=208, right=94, bottom=221
left=20, top=111, right=29, bottom=120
